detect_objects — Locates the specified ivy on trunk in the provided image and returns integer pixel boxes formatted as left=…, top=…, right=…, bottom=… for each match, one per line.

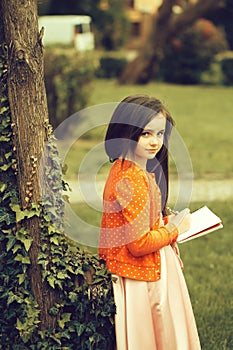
left=0, top=1, right=115, bottom=348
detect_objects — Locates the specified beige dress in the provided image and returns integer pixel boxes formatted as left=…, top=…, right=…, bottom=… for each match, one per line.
left=112, top=245, right=201, bottom=350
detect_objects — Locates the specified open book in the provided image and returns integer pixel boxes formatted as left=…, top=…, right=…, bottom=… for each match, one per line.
left=177, top=206, right=223, bottom=243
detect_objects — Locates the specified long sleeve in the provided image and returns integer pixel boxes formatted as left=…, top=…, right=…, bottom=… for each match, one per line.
left=127, top=225, right=178, bottom=257
left=115, top=169, right=178, bottom=256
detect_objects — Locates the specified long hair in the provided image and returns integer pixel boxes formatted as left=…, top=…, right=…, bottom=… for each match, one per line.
left=105, top=95, right=175, bottom=215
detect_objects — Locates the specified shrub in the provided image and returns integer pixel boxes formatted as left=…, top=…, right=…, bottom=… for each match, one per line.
left=160, top=19, right=228, bottom=84
left=200, top=61, right=224, bottom=85
left=96, top=56, right=128, bottom=78
left=44, top=48, right=95, bottom=128
left=220, top=54, right=233, bottom=85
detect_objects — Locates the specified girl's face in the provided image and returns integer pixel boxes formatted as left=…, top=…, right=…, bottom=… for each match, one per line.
left=133, top=113, right=166, bottom=169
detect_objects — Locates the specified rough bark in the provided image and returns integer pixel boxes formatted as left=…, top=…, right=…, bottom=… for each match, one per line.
left=0, top=0, right=58, bottom=330
left=119, top=0, right=222, bottom=84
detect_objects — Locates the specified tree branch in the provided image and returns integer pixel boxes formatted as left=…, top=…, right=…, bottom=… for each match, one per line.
left=156, top=0, right=175, bottom=24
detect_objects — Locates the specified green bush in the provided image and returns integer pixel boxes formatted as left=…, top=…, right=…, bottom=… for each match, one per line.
left=96, top=56, right=127, bottom=78
left=44, top=49, right=95, bottom=128
left=161, top=19, right=228, bottom=85
left=221, top=56, right=233, bottom=85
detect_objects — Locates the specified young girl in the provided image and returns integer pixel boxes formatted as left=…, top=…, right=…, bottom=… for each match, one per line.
left=99, top=95, right=201, bottom=350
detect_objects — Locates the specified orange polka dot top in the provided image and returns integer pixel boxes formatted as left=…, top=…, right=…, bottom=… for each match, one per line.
left=99, top=159, right=178, bottom=282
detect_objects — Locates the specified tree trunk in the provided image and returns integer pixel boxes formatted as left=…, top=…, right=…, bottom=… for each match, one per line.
left=0, top=0, right=58, bottom=330
left=119, top=0, right=222, bottom=85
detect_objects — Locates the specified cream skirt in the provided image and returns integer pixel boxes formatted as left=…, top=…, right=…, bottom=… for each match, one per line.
left=112, top=245, right=201, bottom=350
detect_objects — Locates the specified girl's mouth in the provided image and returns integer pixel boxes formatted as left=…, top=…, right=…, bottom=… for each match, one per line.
left=147, top=148, right=158, bottom=152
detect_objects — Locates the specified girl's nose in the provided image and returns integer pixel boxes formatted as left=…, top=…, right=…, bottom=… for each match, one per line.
left=150, top=135, right=159, bottom=145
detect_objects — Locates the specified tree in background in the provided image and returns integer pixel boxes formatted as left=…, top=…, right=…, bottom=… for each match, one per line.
left=160, top=18, right=228, bottom=84
left=119, top=0, right=225, bottom=84
left=204, top=0, right=233, bottom=50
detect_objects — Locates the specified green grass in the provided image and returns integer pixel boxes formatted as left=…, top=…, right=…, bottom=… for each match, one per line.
left=179, top=200, right=233, bottom=350
left=68, top=199, right=233, bottom=350
left=63, top=79, right=233, bottom=180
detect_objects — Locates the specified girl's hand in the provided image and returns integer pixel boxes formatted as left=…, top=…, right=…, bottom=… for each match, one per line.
left=167, top=208, right=192, bottom=235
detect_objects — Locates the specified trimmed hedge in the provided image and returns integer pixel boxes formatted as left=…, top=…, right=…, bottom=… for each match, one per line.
left=96, top=56, right=127, bottom=78
left=44, top=49, right=95, bottom=128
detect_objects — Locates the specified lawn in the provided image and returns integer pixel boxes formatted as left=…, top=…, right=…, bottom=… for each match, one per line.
left=62, top=80, right=233, bottom=350
left=179, top=200, right=233, bottom=350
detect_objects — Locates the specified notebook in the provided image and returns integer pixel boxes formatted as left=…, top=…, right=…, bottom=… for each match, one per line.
left=177, top=206, right=223, bottom=243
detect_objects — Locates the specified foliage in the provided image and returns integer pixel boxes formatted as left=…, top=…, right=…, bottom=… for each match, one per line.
left=204, top=0, right=233, bottom=50
left=44, top=48, right=95, bottom=128
left=44, top=0, right=101, bottom=16
left=0, top=44, right=115, bottom=349
left=200, top=60, right=224, bottom=85
left=219, top=53, right=233, bottom=85
left=94, top=0, right=129, bottom=50
left=160, top=19, right=228, bottom=85
left=96, top=56, right=128, bottom=78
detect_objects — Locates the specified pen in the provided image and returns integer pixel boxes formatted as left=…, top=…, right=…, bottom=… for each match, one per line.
left=166, top=207, right=179, bottom=215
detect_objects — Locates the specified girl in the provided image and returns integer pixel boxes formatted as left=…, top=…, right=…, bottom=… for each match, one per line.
left=99, top=95, right=201, bottom=350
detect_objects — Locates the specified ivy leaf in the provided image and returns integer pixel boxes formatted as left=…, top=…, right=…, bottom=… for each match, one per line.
left=17, top=273, right=26, bottom=285
left=0, top=211, right=14, bottom=225
left=57, top=271, right=69, bottom=280
left=47, top=275, right=56, bottom=289
left=16, top=318, right=25, bottom=331
left=0, top=106, right=9, bottom=114
left=10, top=203, right=39, bottom=222
left=7, top=292, right=19, bottom=306
left=50, top=236, right=59, bottom=245
left=66, top=265, right=75, bottom=274
left=6, top=235, right=16, bottom=251
left=0, top=182, right=7, bottom=192
left=14, top=254, right=31, bottom=264
left=22, top=237, right=33, bottom=252
left=49, top=335, right=61, bottom=345
left=76, top=323, right=86, bottom=337
left=58, top=313, right=71, bottom=329
left=48, top=224, right=58, bottom=235
left=56, top=279, right=63, bottom=289
left=0, top=136, right=11, bottom=142
left=5, top=151, right=12, bottom=160
left=12, top=244, right=21, bottom=254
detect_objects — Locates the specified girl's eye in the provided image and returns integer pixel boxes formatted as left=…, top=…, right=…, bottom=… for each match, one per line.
left=141, top=131, right=150, bottom=137
left=141, top=130, right=165, bottom=137
left=157, top=130, right=165, bottom=137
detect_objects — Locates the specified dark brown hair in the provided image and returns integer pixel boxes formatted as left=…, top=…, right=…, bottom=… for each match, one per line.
left=105, top=94, right=175, bottom=214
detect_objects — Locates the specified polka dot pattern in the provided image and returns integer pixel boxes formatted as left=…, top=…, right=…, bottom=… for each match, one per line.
left=99, top=159, right=178, bottom=282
